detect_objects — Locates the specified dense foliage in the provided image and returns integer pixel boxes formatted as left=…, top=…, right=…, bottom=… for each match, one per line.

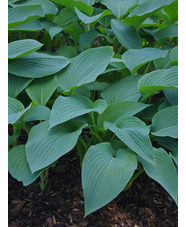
left=8, top=0, right=178, bottom=216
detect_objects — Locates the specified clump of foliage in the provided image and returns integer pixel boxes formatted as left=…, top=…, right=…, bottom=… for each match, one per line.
left=8, top=0, right=178, bottom=216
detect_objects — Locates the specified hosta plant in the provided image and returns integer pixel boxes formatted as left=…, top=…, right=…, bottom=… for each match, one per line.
left=8, top=0, right=178, bottom=216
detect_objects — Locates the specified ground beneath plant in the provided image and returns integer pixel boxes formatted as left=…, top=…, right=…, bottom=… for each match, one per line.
left=9, top=149, right=177, bottom=227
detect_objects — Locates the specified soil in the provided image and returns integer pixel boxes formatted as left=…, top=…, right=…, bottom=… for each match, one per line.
left=9, top=148, right=178, bottom=227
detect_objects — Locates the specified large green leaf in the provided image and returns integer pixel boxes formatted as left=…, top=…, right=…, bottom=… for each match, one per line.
left=8, top=74, right=33, bottom=98
left=8, top=145, right=41, bottom=186
left=64, top=23, right=84, bottom=44
left=55, top=46, right=78, bottom=58
left=138, top=66, right=178, bottom=100
left=8, top=97, right=31, bottom=124
left=104, top=117, right=154, bottom=163
left=75, top=7, right=112, bottom=24
left=151, top=105, right=178, bottom=138
left=154, top=24, right=178, bottom=41
left=139, top=147, right=178, bottom=203
left=23, top=106, right=50, bottom=122
left=54, top=8, right=79, bottom=27
left=111, top=19, right=142, bottom=49
left=40, top=20, right=63, bottom=40
left=169, top=46, right=178, bottom=66
left=26, top=75, right=57, bottom=105
left=124, top=0, right=175, bottom=29
left=57, top=46, right=113, bottom=92
left=101, top=75, right=142, bottom=104
left=122, top=48, right=168, bottom=74
left=100, top=0, right=138, bottom=18
left=50, top=0, right=93, bottom=15
left=79, top=28, right=114, bottom=51
left=26, top=120, right=86, bottom=173
left=8, top=20, right=42, bottom=31
left=10, top=0, right=58, bottom=15
left=9, top=52, right=70, bottom=78
left=82, top=142, right=137, bottom=216
left=97, top=101, right=149, bottom=128
left=163, top=0, right=178, bottom=22
left=8, top=4, right=44, bottom=29
left=8, top=39, right=43, bottom=59
left=163, top=88, right=178, bottom=105
left=49, top=95, right=107, bottom=128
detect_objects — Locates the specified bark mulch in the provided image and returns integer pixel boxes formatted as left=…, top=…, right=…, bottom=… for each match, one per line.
left=9, top=148, right=178, bottom=227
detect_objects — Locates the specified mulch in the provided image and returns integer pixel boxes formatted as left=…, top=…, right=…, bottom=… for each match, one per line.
left=8, top=148, right=178, bottom=227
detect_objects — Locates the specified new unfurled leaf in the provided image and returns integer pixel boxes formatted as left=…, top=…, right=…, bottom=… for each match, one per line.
left=82, top=142, right=137, bottom=216
left=151, top=105, right=178, bottom=138
left=104, top=117, right=154, bottom=163
left=49, top=95, right=107, bottom=128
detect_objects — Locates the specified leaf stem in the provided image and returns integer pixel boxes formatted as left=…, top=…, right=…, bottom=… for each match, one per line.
left=124, top=168, right=144, bottom=191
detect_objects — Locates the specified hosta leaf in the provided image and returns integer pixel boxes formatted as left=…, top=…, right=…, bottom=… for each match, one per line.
left=124, top=0, right=175, bottom=29
left=26, top=75, right=57, bottom=106
left=40, top=20, right=63, bottom=40
left=101, top=75, right=142, bottom=104
left=8, top=97, right=31, bottom=124
left=10, top=0, right=58, bottom=15
left=163, top=88, right=178, bottom=105
left=54, top=8, right=79, bottom=27
left=75, top=7, right=112, bottom=24
left=170, top=46, right=178, bottom=66
left=8, top=145, right=41, bottom=186
left=79, top=28, right=114, bottom=51
left=100, top=0, right=138, bottom=18
left=139, top=147, right=178, bottom=203
left=153, top=51, right=172, bottom=69
left=9, top=52, right=70, bottom=78
left=103, top=57, right=125, bottom=74
left=97, top=101, right=149, bottom=128
left=49, top=95, right=107, bottom=128
left=8, top=39, right=43, bottom=59
left=82, top=142, right=137, bottom=216
left=55, top=46, right=78, bottom=59
left=50, top=0, right=93, bottom=15
left=8, top=128, right=20, bottom=146
left=8, top=20, right=42, bottom=31
left=154, top=24, right=178, bottom=41
left=26, top=120, right=86, bottom=173
left=64, top=23, right=84, bottom=44
left=57, top=46, right=113, bottom=92
left=163, top=0, right=178, bottom=22
left=8, top=4, right=44, bottom=29
left=79, top=0, right=95, bottom=5
left=74, top=86, right=91, bottom=98
left=23, top=106, right=50, bottom=122
left=8, top=74, right=33, bottom=98
left=151, top=105, right=178, bottom=138
left=122, top=48, right=169, bottom=74
left=156, top=136, right=178, bottom=152
left=111, top=19, right=142, bottom=49
left=138, top=66, right=178, bottom=100
left=104, top=117, right=154, bottom=163
left=85, top=81, right=109, bottom=91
